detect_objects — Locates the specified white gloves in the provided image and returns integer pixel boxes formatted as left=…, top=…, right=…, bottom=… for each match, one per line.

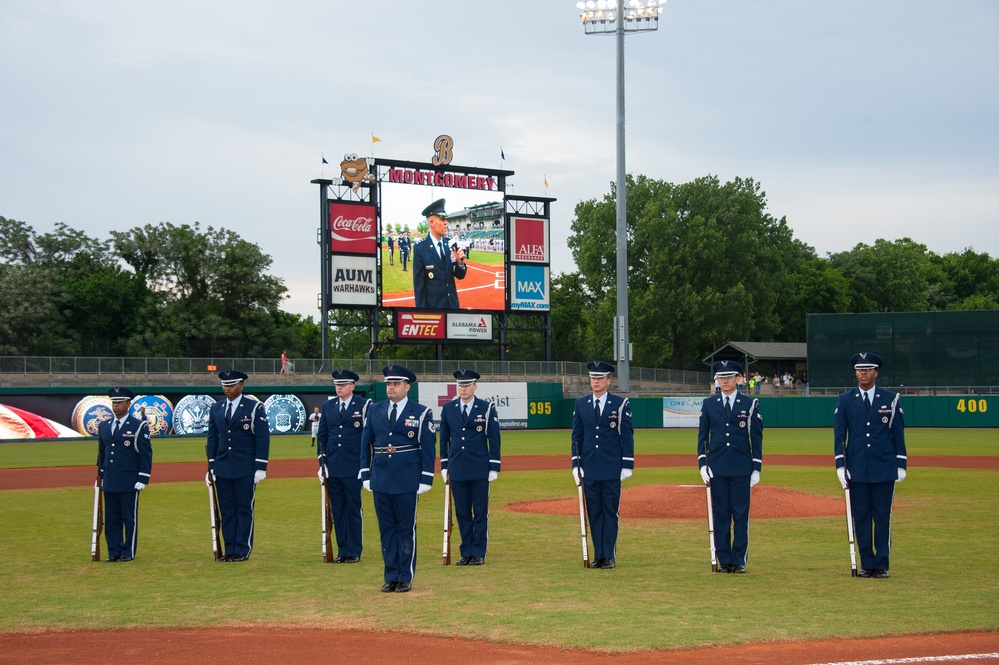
left=417, top=483, right=432, bottom=495
left=363, top=480, right=371, bottom=491
left=750, top=471, right=760, bottom=488
left=699, top=466, right=712, bottom=485
left=488, top=470, right=498, bottom=482
left=572, top=467, right=582, bottom=486
left=317, top=467, right=326, bottom=482
left=897, top=468, right=907, bottom=482
left=620, top=469, right=632, bottom=482
left=204, top=471, right=215, bottom=487
left=254, top=470, right=266, bottom=485
left=441, top=469, right=449, bottom=484
left=134, top=482, right=146, bottom=491
left=837, top=468, right=848, bottom=490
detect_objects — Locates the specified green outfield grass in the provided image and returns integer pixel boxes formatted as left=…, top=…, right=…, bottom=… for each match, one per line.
left=1, top=429, right=997, bottom=650
left=1, top=428, right=995, bottom=469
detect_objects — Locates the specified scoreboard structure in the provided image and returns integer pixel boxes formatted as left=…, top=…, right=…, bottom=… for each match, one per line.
left=312, top=136, right=555, bottom=364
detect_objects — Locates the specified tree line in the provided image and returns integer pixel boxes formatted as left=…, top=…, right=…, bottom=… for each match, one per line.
left=3, top=174, right=996, bottom=368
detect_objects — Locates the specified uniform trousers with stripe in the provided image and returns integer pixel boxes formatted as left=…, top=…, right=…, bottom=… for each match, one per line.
left=849, top=480, right=895, bottom=571
left=584, top=479, right=621, bottom=561
left=373, top=491, right=418, bottom=584
left=103, top=491, right=139, bottom=559
left=451, top=478, right=490, bottom=558
left=215, top=476, right=256, bottom=558
left=710, top=475, right=751, bottom=567
left=327, top=475, right=364, bottom=559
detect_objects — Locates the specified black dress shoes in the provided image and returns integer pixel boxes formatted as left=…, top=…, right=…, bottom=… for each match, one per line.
left=858, top=569, right=874, bottom=578
left=455, top=557, right=472, bottom=566
left=600, top=558, right=615, bottom=569
left=341, top=556, right=360, bottom=563
left=118, top=556, right=134, bottom=562
left=468, top=557, right=484, bottom=566
left=219, top=554, right=233, bottom=562
left=731, top=565, right=746, bottom=574
left=381, top=582, right=398, bottom=592
left=332, top=556, right=347, bottom=563
left=588, top=559, right=605, bottom=569
left=718, top=564, right=732, bottom=573
left=394, top=582, right=412, bottom=593
left=229, top=554, right=248, bottom=562
left=874, top=569, right=890, bottom=579
left=105, top=556, right=120, bottom=562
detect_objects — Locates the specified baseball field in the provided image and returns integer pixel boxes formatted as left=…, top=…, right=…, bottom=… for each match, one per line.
left=1, top=428, right=996, bottom=663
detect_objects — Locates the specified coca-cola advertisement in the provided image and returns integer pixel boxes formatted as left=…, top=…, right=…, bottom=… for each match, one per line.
left=329, top=202, right=377, bottom=255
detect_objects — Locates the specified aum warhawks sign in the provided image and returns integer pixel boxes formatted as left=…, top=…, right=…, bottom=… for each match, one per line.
left=330, top=256, right=378, bottom=306
left=329, top=202, right=376, bottom=255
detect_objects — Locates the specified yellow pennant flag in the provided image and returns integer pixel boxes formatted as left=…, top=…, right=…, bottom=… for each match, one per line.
left=371, top=134, right=382, bottom=143
left=544, top=174, right=549, bottom=188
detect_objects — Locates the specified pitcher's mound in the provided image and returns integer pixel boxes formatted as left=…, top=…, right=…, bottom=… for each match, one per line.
left=507, top=484, right=844, bottom=519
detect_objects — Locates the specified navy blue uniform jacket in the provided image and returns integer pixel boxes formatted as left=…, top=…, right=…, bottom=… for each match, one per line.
left=207, top=397, right=270, bottom=479
left=318, top=394, right=371, bottom=479
left=571, top=393, right=634, bottom=481
left=412, top=235, right=467, bottom=309
left=439, top=397, right=501, bottom=481
left=97, top=415, right=152, bottom=492
left=697, top=392, right=763, bottom=477
left=834, top=387, right=906, bottom=483
left=359, top=400, right=436, bottom=494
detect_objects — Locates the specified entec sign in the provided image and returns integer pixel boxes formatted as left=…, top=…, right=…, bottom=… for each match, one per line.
left=396, top=311, right=446, bottom=340
left=329, top=202, right=377, bottom=255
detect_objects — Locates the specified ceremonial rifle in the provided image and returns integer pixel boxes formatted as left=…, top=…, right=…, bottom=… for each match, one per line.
left=91, top=475, right=103, bottom=562
left=207, top=468, right=223, bottom=560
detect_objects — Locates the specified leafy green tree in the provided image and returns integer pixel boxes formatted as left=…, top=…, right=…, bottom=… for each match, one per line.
left=570, top=174, right=800, bottom=369
left=779, top=258, right=853, bottom=340
left=829, top=238, right=933, bottom=312
left=938, top=248, right=999, bottom=310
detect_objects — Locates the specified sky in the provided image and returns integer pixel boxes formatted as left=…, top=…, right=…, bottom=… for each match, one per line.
left=2, top=0, right=997, bottom=319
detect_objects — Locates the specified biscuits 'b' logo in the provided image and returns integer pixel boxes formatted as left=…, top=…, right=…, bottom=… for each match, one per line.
left=432, top=135, right=453, bottom=166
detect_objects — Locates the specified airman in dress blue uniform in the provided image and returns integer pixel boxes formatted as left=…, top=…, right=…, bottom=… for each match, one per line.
left=412, top=198, right=467, bottom=309
left=571, top=361, right=634, bottom=569
left=96, top=387, right=152, bottom=562
left=206, top=370, right=270, bottom=562
left=439, top=369, right=501, bottom=565
left=697, top=361, right=763, bottom=573
left=359, top=365, right=436, bottom=592
left=834, top=352, right=907, bottom=579
left=317, top=369, right=371, bottom=563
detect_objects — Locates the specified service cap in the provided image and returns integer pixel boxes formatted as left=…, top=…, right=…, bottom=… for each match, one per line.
left=851, top=352, right=883, bottom=370
left=107, top=387, right=135, bottom=402
left=712, top=360, right=742, bottom=378
left=586, top=360, right=615, bottom=378
left=218, top=369, right=248, bottom=386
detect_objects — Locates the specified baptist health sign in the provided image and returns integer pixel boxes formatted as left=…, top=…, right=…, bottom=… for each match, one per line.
left=662, top=397, right=703, bottom=428
left=509, top=265, right=550, bottom=311
left=420, top=382, right=529, bottom=429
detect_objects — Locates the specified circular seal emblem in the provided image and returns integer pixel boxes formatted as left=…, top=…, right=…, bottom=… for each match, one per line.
left=124, top=440, right=131, bottom=447
left=129, top=395, right=174, bottom=436
left=882, top=416, right=889, bottom=424
left=610, top=421, right=616, bottom=428
left=72, top=396, right=114, bottom=436
left=408, top=430, right=415, bottom=438
left=172, top=394, right=217, bottom=436
left=264, top=394, right=307, bottom=434
left=428, top=271, right=435, bottom=280
left=354, top=421, right=361, bottom=428
left=244, top=424, right=250, bottom=430
left=476, top=426, right=483, bottom=432
left=740, top=421, right=747, bottom=428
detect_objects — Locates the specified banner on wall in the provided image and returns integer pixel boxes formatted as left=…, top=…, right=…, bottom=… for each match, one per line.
left=662, top=397, right=703, bottom=428
left=420, top=382, right=528, bottom=429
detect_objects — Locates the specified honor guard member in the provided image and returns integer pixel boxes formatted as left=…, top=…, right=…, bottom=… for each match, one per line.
left=96, top=387, right=152, bottom=561
left=834, top=352, right=907, bottom=579
left=317, top=369, right=372, bottom=563
left=697, top=361, right=763, bottom=573
left=571, top=361, right=634, bottom=569
left=412, top=198, right=467, bottom=309
left=206, top=370, right=270, bottom=562
left=439, top=369, right=501, bottom=565
left=359, top=365, right=436, bottom=592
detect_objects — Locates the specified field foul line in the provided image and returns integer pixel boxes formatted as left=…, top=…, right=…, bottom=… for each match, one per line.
left=807, top=653, right=999, bottom=665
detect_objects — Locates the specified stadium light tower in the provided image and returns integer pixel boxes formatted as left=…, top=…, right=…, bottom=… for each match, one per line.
left=575, top=0, right=665, bottom=392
